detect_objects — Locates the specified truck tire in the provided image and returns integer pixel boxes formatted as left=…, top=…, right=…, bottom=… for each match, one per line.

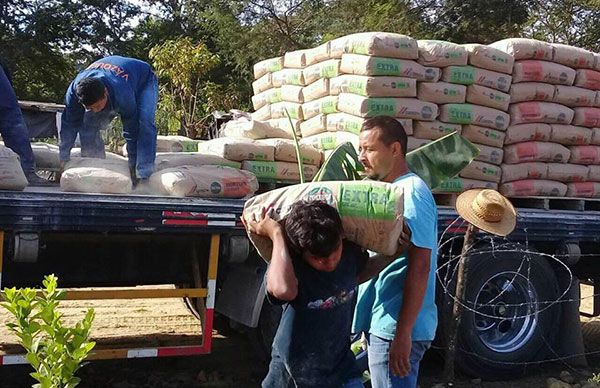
left=249, top=299, right=282, bottom=363
left=440, top=243, right=561, bottom=379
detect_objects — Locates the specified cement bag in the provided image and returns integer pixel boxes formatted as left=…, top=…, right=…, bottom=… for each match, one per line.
left=72, top=149, right=126, bottom=161
left=501, top=163, right=548, bottom=183
left=463, top=43, right=514, bottom=74
left=551, top=43, right=595, bottom=69
left=413, top=121, right=461, bottom=140
left=474, top=144, right=504, bottom=165
left=303, top=78, right=329, bottom=102
left=332, top=75, right=416, bottom=97
left=281, top=85, right=304, bottom=103
left=509, top=82, right=555, bottom=103
left=547, top=163, right=589, bottom=182
left=574, top=69, right=600, bottom=90
left=197, top=138, right=275, bottom=162
left=267, top=118, right=301, bottom=138
left=32, top=142, right=60, bottom=169
left=252, top=73, right=272, bottom=94
left=441, top=66, right=512, bottom=92
left=222, top=119, right=293, bottom=140
left=567, top=182, right=600, bottom=198
left=588, top=165, right=600, bottom=180
left=302, top=96, right=338, bottom=120
left=504, top=141, right=571, bottom=164
left=340, top=54, right=440, bottom=82
left=466, top=84, right=510, bottom=111
left=438, top=104, right=509, bottom=130
left=592, top=128, right=600, bottom=145
left=149, top=166, right=258, bottom=198
left=407, top=137, right=431, bottom=152
left=241, top=161, right=319, bottom=182
left=284, top=49, right=307, bottom=69
left=343, top=32, right=418, bottom=59
left=270, top=102, right=304, bottom=120
left=459, top=160, right=502, bottom=183
left=329, top=36, right=348, bottom=59
left=573, top=107, right=600, bottom=128
left=252, top=104, right=271, bottom=121
left=337, top=93, right=438, bottom=120
left=272, top=69, right=305, bottom=87
left=254, top=56, right=284, bottom=79
left=305, top=42, right=330, bottom=66
left=569, top=146, right=600, bottom=165
left=509, top=102, right=574, bottom=125
left=252, top=88, right=282, bottom=110
left=461, top=125, right=505, bottom=148
left=242, top=180, right=409, bottom=260
left=512, top=60, right=576, bottom=85
left=417, top=82, right=466, bottom=104
left=417, top=40, right=468, bottom=67
left=489, top=38, right=553, bottom=61
left=0, top=144, right=27, bottom=190
left=549, top=124, right=592, bottom=145
left=61, top=158, right=131, bottom=194
left=435, top=177, right=497, bottom=193
left=155, top=153, right=241, bottom=171
left=553, top=86, right=595, bottom=107
left=300, top=131, right=359, bottom=151
left=256, top=138, right=322, bottom=166
left=596, top=91, right=600, bottom=107
left=303, top=59, right=341, bottom=84
left=300, top=114, right=328, bottom=137
left=326, top=113, right=413, bottom=136
left=504, top=123, right=552, bottom=145
left=500, top=180, right=567, bottom=197
left=157, top=135, right=199, bottom=152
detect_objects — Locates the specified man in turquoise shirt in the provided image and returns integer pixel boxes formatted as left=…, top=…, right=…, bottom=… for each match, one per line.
left=353, top=116, right=438, bottom=388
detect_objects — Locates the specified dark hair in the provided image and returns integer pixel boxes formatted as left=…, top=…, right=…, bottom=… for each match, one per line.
left=361, top=116, right=408, bottom=155
left=76, top=77, right=105, bottom=106
left=283, top=200, right=343, bottom=259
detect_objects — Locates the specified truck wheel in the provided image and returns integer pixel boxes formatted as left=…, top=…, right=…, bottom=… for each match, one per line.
left=249, top=299, right=281, bottom=363
left=443, top=243, right=561, bottom=379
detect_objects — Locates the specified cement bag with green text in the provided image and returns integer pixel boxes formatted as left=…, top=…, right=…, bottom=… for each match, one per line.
left=501, top=163, right=548, bottom=183
left=252, top=73, right=272, bottom=94
left=434, top=177, right=497, bottom=193
left=222, top=118, right=293, bottom=140
left=242, top=161, right=318, bottom=182
left=326, top=113, right=413, bottom=135
left=466, top=85, right=510, bottom=111
left=271, top=69, right=306, bottom=87
left=463, top=44, right=514, bottom=74
left=417, top=82, right=466, bottom=104
left=268, top=102, right=304, bottom=120
left=149, top=165, right=258, bottom=198
left=0, top=144, right=27, bottom=190
left=567, top=182, right=600, bottom=198
left=337, top=93, right=438, bottom=120
left=509, top=102, right=574, bottom=125
left=267, top=118, right=301, bottom=138
left=461, top=125, right=505, bottom=148
left=407, top=137, right=431, bottom=152
left=512, top=61, right=576, bottom=85
left=305, top=43, right=329, bottom=66
left=300, top=131, right=359, bottom=151
left=284, top=49, right=307, bottom=69
left=155, top=153, right=241, bottom=171
left=417, top=40, right=467, bottom=67
left=474, top=144, right=504, bottom=165
left=252, top=105, right=271, bottom=121
left=489, top=38, right=553, bottom=61
left=509, top=82, right=555, bottom=103
left=459, top=160, right=502, bottom=183
left=500, top=179, right=567, bottom=197
left=343, top=32, right=418, bottom=59
left=197, top=138, right=275, bottom=162
left=439, top=104, right=509, bottom=130
left=254, top=56, right=284, bottom=79
left=256, top=138, right=322, bottom=166
left=300, top=115, right=328, bottom=137
left=413, top=120, right=461, bottom=140
left=441, top=66, right=511, bottom=92
left=252, top=88, right=282, bottom=110
left=61, top=158, right=131, bottom=194
left=303, top=59, right=341, bottom=84
left=157, top=135, right=199, bottom=153
left=303, top=78, right=330, bottom=102
left=242, top=180, right=409, bottom=260
left=331, top=75, right=416, bottom=97
left=340, top=54, right=440, bottom=82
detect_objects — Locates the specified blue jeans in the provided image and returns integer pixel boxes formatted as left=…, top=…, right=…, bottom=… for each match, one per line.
left=80, top=108, right=115, bottom=159
left=367, top=334, right=431, bottom=388
left=343, top=377, right=364, bottom=388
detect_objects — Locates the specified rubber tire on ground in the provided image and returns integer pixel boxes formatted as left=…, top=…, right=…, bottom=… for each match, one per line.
left=249, top=299, right=282, bottom=364
left=438, top=243, right=561, bottom=379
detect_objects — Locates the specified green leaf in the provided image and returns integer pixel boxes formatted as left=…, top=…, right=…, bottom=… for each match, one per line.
left=312, top=142, right=363, bottom=182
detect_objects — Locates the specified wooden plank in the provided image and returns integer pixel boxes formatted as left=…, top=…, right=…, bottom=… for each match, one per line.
left=61, top=288, right=208, bottom=300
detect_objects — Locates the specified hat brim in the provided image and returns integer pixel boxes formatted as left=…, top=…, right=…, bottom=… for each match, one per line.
left=455, top=189, right=517, bottom=237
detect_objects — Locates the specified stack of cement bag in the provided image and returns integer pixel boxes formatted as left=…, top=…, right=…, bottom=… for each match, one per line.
left=0, top=143, right=28, bottom=191
left=491, top=38, right=600, bottom=197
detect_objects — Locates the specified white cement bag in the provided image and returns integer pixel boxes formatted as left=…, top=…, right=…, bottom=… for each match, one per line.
left=509, top=82, right=555, bottom=103
left=595, top=91, right=600, bottom=107
left=461, top=125, right=505, bottom=148
left=551, top=43, right=595, bottom=69
left=242, top=180, right=409, bottom=260
left=501, top=163, right=548, bottom=183
left=300, top=131, right=359, bottom=151
left=241, top=160, right=319, bottom=182
left=512, top=60, right=576, bottom=85
left=303, top=78, right=330, bottom=102
left=417, top=82, right=466, bottom=104
left=547, top=163, right=589, bottom=183
left=417, top=40, right=468, bottom=67
left=591, top=128, right=600, bottom=145
left=61, top=158, right=131, bottom=194
left=222, top=118, right=293, bottom=140
left=504, top=123, right=552, bottom=145
left=509, top=102, right=574, bottom=125
left=302, top=96, right=338, bottom=120
left=197, top=138, right=275, bottom=162
left=463, top=43, right=514, bottom=74
left=252, top=73, right=272, bottom=94
left=407, top=137, right=431, bottom=152
left=435, top=177, right=498, bottom=193
left=300, top=114, right=328, bottom=137
left=257, top=138, right=322, bottom=166
left=337, top=93, right=438, bottom=120
left=574, top=69, right=600, bottom=90
left=340, top=54, right=440, bottom=82
left=281, top=85, right=304, bottom=103
left=500, top=180, right=567, bottom=197
left=441, top=66, right=512, bottom=92
left=343, top=32, right=418, bottom=59
left=0, top=144, right=27, bottom=190
left=552, top=86, right=596, bottom=107
left=270, top=102, right=304, bottom=120
left=329, top=36, right=348, bottom=59
left=267, top=118, right=301, bottom=138
left=252, top=87, right=281, bottom=110
left=272, top=69, right=306, bottom=87
left=466, top=84, right=510, bottom=111
left=474, top=144, right=504, bottom=165
left=303, top=59, right=341, bottom=84
left=150, top=165, right=258, bottom=198
left=331, top=75, right=416, bottom=97
left=566, top=182, right=600, bottom=198
left=157, top=135, right=199, bottom=153
left=573, top=107, right=600, bottom=128
left=413, top=121, right=461, bottom=140
left=326, top=113, right=413, bottom=136
left=549, top=124, right=592, bottom=145
left=439, top=104, right=509, bottom=130
left=155, top=153, right=241, bottom=171
left=32, top=142, right=60, bottom=169
left=305, top=42, right=330, bottom=66
left=254, top=56, right=284, bottom=79
left=489, top=38, right=553, bottom=61
left=588, top=165, right=600, bottom=181
left=252, top=104, right=271, bottom=121
left=284, top=49, right=308, bottom=69
left=569, top=146, right=600, bottom=165
left=72, top=149, right=126, bottom=161
left=459, top=160, right=502, bottom=183
left=504, top=141, right=571, bottom=164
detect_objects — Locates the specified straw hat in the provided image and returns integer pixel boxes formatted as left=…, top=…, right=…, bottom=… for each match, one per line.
left=455, top=189, right=517, bottom=236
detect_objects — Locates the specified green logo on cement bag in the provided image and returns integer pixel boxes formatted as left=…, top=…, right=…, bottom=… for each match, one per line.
left=321, top=98, right=338, bottom=114
left=245, top=161, right=277, bottom=178
left=373, top=58, right=402, bottom=76
left=447, top=104, right=473, bottom=124
left=306, top=186, right=335, bottom=205
left=367, top=98, right=396, bottom=116
left=347, top=80, right=368, bottom=96
left=338, top=183, right=398, bottom=220
left=437, top=177, right=464, bottom=192
left=181, top=141, right=198, bottom=152
left=343, top=120, right=362, bottom=135
left=449, top=66, right=475, bottom=84
left=321, top=63, right=339, bottom=78
left=268, top=59, right=283, bottom=73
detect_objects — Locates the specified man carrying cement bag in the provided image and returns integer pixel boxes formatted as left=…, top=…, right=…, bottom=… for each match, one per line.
left=59, top=56, right=158, bottom=185
left=353, top=116, right=438, bottom=388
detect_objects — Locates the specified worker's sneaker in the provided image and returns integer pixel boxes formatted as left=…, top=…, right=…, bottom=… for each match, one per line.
left=25, top=172, right=55, bottom=187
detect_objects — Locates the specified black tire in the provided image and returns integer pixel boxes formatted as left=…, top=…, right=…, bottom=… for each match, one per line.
left=249, top=299, right=282, bottom=363
left=438, top=243, right=561, bottom=379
